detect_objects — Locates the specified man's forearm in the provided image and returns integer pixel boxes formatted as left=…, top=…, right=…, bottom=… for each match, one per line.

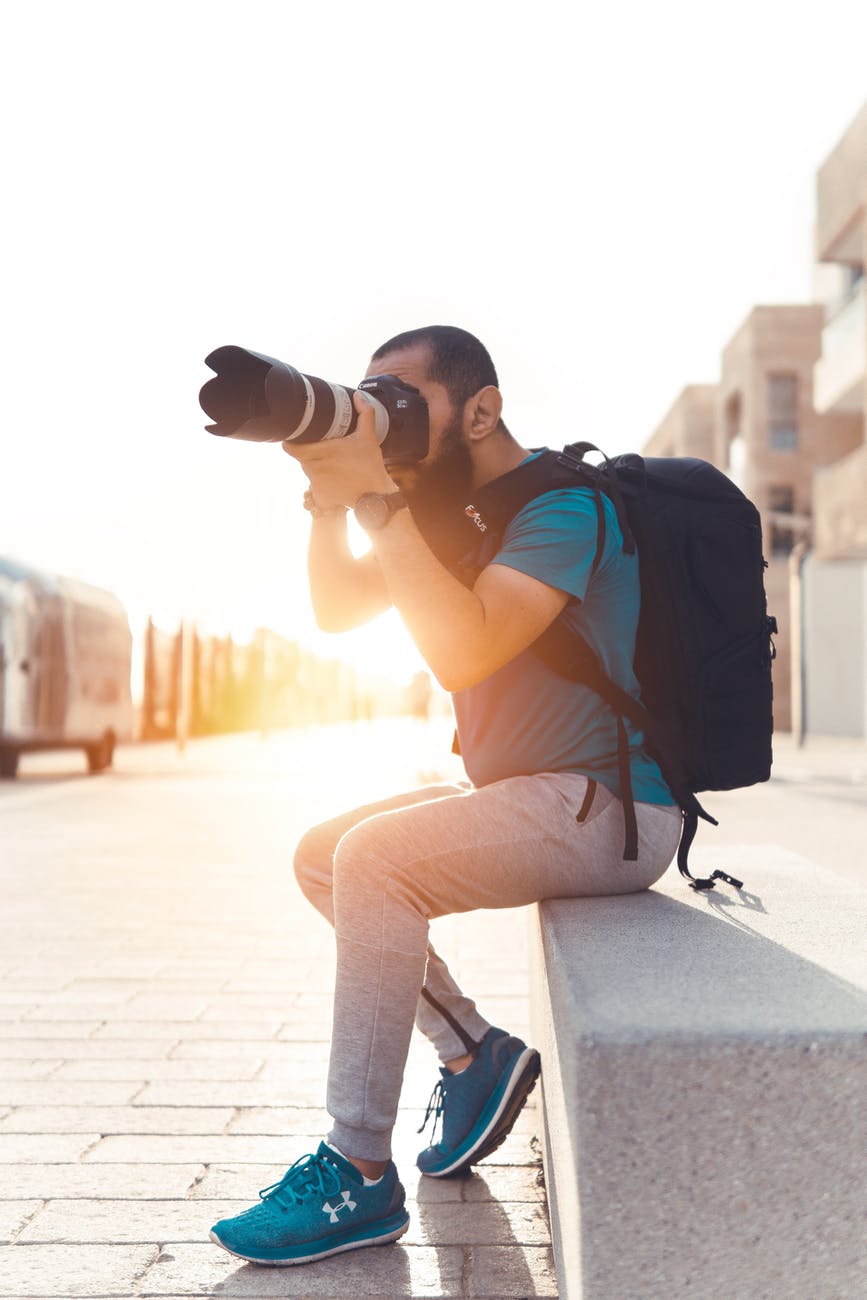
left=364, top=510, right=489, bottom=690
left=307, top=513, right=390, bottom=631
left=292, top=411, right=565, bottom=681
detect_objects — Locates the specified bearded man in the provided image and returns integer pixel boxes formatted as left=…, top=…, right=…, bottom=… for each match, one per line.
left=209, top=325, right=679, bottom=1266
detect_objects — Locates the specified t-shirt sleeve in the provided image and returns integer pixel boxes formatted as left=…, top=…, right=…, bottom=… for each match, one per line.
left=488, top=489, right=600, bottom=604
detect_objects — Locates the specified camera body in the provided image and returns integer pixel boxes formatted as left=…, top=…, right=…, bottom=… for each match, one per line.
left=200, top=345, right=430, bottom=465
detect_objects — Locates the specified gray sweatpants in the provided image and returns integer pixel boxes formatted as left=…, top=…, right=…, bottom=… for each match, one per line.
left=293, top=771, right=681, bottom=1162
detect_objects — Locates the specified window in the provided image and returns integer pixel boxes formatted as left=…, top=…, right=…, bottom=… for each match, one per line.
left=844, top=263, right=864, bottom=296
left=768, top=485, right=795, bottom=556
left=724, top=391, right=742, bottom=442
left=767, top=372, right=798, bottom=450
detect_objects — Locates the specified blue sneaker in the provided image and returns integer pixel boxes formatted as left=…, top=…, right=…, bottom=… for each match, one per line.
left=209, top=1141, right=409, bottom=1265
left=416, top=1026, right=540, bottom=1177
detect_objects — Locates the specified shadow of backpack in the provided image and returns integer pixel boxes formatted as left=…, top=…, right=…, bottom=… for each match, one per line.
left=450, top=442, right=778, bottom=892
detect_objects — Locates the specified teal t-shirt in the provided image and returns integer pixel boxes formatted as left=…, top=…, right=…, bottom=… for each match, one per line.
left=451, top=484, right=675, bottom=806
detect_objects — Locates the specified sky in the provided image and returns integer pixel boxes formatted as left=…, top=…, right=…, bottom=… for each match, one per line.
left=2, top=0, right=866, bottom=682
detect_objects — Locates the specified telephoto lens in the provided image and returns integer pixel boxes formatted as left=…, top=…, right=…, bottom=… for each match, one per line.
left=200, top=345, right=429, bottom=464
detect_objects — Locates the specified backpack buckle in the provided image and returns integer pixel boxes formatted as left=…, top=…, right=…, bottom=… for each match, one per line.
left=557, top=447, right=587, bottom=474
left=711, top=869, right=744, bottom=889
left=688, top=869, right=744, bottom=892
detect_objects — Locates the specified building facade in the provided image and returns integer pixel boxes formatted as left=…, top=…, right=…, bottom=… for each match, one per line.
left=807, top=101, right=867, bottom=737
left=642, top=385, right=718, bottom=461
left=641, top=99, right=867, bottom=738
left=812, top=101, right=867, bottom=555
left=715, top=304, right=863, bottom=732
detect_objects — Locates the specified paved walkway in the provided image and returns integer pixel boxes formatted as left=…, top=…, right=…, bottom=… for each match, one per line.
left=0, top=720, right=556, bottom=1298
left=3, top=722, right=864, bottom=1298
left=767, top=731, right=867, bottom=785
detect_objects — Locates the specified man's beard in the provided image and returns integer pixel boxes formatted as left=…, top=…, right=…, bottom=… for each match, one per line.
left=405, top=411, right=474, bottom=514
left=389, top=410, right=476, bottom=565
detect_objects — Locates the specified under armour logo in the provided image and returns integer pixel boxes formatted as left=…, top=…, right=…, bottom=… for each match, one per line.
left=464, top=505, right=488, bottom=532
left=322, top=1191, right=357, bottom=1223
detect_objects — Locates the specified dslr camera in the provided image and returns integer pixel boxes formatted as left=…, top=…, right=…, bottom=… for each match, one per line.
left=200, top=345, right=429, bottom=465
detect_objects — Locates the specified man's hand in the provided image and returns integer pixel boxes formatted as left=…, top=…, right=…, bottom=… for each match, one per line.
left=283, top=392, right=397, bottom=509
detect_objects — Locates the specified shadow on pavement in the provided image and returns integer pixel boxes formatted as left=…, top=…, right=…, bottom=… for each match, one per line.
left=415, top=1166, right=545, bottom=1298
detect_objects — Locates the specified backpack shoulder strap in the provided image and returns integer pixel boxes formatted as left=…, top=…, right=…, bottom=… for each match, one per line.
left=454, top=447, right=607, bottom=584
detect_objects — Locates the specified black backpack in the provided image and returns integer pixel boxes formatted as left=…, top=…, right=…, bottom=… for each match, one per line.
left=446, top=442, right=777, bottom=892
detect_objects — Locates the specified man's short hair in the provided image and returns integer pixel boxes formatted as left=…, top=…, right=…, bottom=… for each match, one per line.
left=370, top=325, right=499, bottom=412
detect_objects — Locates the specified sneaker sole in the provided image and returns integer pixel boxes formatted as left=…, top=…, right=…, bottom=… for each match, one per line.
left=419, top=1046, right=541, bottom=1178
left=208, top=1210, right=410, bottom=1266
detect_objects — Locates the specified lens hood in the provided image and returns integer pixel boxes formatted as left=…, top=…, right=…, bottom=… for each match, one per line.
left=201, top=345, right=310, bottom=442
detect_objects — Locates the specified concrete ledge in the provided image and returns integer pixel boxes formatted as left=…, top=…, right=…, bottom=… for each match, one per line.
left=529, top=857, right=867, bottom=1300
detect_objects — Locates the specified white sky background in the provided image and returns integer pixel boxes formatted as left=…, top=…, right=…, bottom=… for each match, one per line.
left=1, top=0, right=865, bottom=681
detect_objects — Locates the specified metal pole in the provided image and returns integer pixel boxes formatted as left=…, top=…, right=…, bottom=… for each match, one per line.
left=176, top=618, right=194, bottom=753
left=789, top=542, right=808, bottom=748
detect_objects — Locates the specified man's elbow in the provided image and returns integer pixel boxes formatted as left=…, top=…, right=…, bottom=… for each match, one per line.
left=312, top=594, right=386, bottom=633
left=312, top=603, right=351, bottom=634
left=432, top=656, right=490, bottom=694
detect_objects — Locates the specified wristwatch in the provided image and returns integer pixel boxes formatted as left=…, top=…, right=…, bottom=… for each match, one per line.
left=353, top=490, right=408, bottom=531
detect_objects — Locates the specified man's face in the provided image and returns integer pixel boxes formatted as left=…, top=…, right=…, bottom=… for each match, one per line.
left=363, top=344, right=473, bottom=507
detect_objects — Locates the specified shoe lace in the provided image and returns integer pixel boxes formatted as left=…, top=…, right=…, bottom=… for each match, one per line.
left=258, top=1152, right=343, bottom=1210
left=417, top=1075, right=449, bottom=1142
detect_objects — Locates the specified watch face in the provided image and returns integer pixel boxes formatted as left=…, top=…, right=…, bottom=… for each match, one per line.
left=361, top=495, right=389, bottom=529
left=355, top=492, right=404, bottom=530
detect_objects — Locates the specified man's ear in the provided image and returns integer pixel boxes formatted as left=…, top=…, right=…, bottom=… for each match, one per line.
left=465, top=386, right=504, bottom=443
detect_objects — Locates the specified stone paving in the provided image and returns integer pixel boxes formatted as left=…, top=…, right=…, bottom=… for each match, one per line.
left=0, top=719, right=557, bottom=1298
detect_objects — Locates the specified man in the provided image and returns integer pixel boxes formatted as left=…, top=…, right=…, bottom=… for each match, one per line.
left=209, top=325, right=680, bottom=1266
